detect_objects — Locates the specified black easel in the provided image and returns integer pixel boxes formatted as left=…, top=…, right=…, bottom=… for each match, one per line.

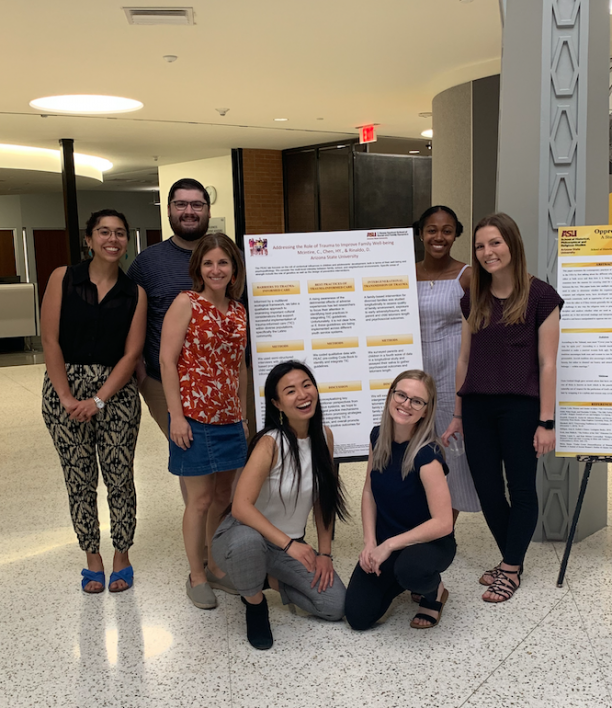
left=556, top=455, right=612, bottom=587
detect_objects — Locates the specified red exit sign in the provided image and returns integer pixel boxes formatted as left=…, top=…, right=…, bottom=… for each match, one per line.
left=359, top=124, right=377, bottom=144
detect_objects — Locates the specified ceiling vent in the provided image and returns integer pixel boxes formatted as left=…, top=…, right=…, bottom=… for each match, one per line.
left=123, top=7, right=195, bottom=25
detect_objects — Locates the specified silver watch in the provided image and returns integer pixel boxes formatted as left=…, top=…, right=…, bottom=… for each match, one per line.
left=93, top=396, right=105, bottom=410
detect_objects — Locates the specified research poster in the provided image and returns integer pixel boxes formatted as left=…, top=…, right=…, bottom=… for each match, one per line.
left=556, top=225, right=612, bottom=456
left=245, top=229, right=422, bottom=459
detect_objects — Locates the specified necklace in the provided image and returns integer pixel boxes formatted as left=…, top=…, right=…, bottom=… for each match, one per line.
left=420, top=262, right=451, bottom=288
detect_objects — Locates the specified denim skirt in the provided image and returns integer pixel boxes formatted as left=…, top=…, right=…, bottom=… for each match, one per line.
left=168, top=417, right=247, bottom=477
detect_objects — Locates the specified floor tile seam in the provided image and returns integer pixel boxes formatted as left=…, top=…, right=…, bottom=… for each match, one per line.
left=222, top=599, right=235, bottom=708
left=455, top=589, right=571, bottom=708
left=565, top=579, right=612, bottom=703
left=0, top=371, right=43, bottom=398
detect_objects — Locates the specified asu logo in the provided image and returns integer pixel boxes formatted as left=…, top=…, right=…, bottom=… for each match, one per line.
left=367, top=232, right=377, bottom=238
left=561, top=229, right=577, bottom=238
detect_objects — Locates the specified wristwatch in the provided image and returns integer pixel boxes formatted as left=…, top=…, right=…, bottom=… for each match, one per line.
left=538, top=419, right=554, bottom=430
left=93, top=396, right=105, bottom=410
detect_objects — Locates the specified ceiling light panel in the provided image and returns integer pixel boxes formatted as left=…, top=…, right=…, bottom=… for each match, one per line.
left=30, top=95, right=143, bottom=115
left=123, top=7, right=194, bottom=25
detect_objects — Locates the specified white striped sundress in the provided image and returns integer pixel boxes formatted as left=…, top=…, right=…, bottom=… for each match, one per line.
left=417, top=265, right=481, bottom=512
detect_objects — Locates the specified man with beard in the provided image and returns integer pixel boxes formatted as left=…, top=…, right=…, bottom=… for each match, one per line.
left=129, top=178, right=211, bottom=427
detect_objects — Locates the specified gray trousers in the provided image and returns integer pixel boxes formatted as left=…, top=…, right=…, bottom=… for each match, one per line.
left=212, top=515, right=345, bottom=621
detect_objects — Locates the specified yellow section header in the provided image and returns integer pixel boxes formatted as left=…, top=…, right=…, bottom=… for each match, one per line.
left=366, top=334, right=413, bottom=347
left=557, top=451, right=611, bottom=457
left=312, top=337, right=359, bottom=350
left=252, top=281, right=300, bottom=296
left=559, top=401, right=612, bottom=407
left=370, top=379, right=393, bottom=391
left=362, top=276, right=409, bottom=291
left=561, top=328, right=612, bottom=333
left=318, top=381, right=363, bottom=394
left=256, top=340, right=305, bottom=353
left=561, top=262, right=612, bottom=268
left=558, top=225, right=612, bottom=257
left=307, top=278, right=355, bottom=294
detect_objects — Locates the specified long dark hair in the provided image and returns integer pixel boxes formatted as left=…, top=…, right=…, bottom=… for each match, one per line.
left=248, top=361, right=349, bottom=529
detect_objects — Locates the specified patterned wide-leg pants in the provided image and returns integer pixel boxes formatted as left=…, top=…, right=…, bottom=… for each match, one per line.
left=42, top=364, right=141, bottom=553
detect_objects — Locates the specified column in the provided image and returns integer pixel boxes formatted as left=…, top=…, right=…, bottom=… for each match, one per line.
left=497, top=0, right=610, bottom=541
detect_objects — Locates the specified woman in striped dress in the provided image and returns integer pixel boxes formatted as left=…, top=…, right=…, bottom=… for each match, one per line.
left=415, top=206, right=480, bottom=520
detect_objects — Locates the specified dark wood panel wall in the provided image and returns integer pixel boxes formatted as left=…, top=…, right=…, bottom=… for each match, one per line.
left=0, top=230, right=17, bottom=277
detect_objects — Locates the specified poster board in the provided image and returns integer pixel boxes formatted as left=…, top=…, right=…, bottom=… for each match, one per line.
left=556, top=225, right=612, bottom=456
left=245, top=229, right=422, bottom=460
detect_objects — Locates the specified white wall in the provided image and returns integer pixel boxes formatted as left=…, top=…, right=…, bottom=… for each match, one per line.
left=158, top=154, right=235, bottom=241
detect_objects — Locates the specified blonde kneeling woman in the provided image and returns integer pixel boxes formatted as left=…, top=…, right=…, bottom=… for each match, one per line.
left=345, top=370, right=455, bottom=630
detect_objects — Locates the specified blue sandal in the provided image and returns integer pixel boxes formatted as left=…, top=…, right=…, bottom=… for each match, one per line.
left=109, top=565, right=134, bottom=593
left=81, top=569, right=105, bottom=594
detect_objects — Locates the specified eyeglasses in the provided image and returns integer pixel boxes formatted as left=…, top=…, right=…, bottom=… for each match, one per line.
left=93, top=228, right=128, bottom=239
left=170, top=200, right=208, bottom=212
left=392, top=390, right=428, bottom=411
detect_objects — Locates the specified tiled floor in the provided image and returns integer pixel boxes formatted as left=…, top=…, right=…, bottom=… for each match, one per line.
left=1, top=363, right=611, bottom=708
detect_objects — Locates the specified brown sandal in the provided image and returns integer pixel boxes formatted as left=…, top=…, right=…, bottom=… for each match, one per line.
left=482, top=568, right=521, bottom=603
left=410, top=588, right=449, bottom=629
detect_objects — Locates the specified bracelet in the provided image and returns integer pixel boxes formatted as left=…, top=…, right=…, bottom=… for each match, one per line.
left=283, top=539, right=294, bottom=553
left=318, top=552, right=333, bottom=561
left=242, top=418, right=249, bottom=425
left=453, top=414, right=462, bottom=419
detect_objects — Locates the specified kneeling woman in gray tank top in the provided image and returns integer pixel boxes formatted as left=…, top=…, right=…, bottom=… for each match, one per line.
left=212, top=361, right=349, bottom=650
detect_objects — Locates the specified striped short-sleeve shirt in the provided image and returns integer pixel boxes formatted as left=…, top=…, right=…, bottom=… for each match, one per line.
left=127, top=238, right=194, bottom=381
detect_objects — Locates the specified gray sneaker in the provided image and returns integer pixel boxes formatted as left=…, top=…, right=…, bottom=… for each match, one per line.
left=186, top=576, right=218, bottom=609
left=205, top=566, right=240, bottom=595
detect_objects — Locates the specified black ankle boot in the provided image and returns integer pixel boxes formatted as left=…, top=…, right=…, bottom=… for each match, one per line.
left=242, top=595, right=273, bottom=650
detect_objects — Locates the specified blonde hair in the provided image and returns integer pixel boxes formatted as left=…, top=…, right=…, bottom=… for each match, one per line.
left=372, top=370, right=442, bottom=479
left=468, top=212, right=530, bottom=333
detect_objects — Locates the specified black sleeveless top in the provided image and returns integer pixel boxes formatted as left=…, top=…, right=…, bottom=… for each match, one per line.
left=58, top=260, right=139, bottom=366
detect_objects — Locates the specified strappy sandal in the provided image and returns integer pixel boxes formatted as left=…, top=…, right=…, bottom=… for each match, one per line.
left=482, top=567, right=521, bottom=603
left=479, top=564, right=502, bottom=586
left=410, top=588, right=449, bottom=629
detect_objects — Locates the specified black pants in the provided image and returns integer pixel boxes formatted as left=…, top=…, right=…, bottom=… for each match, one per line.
left=344, top=534, right=456, bottom=631
left=462, top=394, right=540, bottom=567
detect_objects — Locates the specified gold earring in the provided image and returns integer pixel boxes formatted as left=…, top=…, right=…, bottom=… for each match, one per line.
left=279, top=411, right=284, bottom=425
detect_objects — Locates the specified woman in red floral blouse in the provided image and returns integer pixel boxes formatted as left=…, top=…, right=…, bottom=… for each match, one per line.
left=161, top=233, right=248, bottom=610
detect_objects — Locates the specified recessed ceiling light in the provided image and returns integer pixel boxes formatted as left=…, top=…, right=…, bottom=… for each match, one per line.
left=274, top=118, right=288, bottom=122
left=421, top=129, right=433, bottom=138
left=409, top=150, right=420, bottom=154
left=29, top=95, right=143, bottom=115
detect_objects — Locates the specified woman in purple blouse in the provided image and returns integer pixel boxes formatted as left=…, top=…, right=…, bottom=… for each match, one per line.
left=443, top=213, right=562, bottom=603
